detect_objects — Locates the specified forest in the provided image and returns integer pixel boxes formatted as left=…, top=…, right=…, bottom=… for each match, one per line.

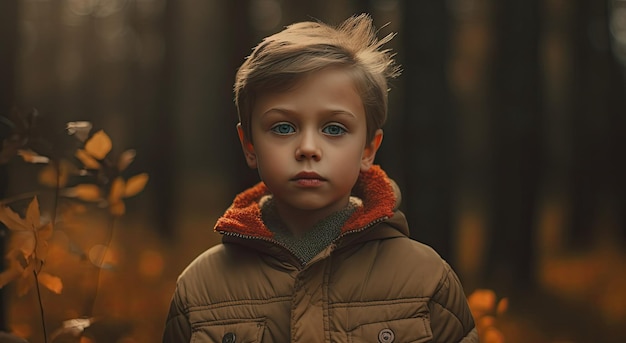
left=1, top=0, right=625, bottom=342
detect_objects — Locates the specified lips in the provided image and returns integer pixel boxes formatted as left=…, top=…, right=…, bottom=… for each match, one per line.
left=291, top=171, right=326, bottom=186
left=293, top=171, right=325, bottom=180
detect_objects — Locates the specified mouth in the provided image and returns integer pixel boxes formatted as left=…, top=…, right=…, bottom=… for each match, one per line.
left=291, top=171, right=326, bottom=186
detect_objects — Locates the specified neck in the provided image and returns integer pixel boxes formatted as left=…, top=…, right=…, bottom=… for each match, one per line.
left=273, top=197, right=350, bottom=237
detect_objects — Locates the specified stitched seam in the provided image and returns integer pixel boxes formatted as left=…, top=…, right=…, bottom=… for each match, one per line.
left=290, top=277, right=299, bottom=342
left=323, top=255, right=332, bottom=342
left=191, top=317, right=266, bottom=329
left=429, top=298, right=463, bottom=329
left=351, top=314, right=428, bottom=328
left=188, top=296, right=291, bottom=312
left=430, top=265, right=464, bottom=327
left=330, top=297, right=429, bottom=309
left=431, top=262, right=451, bottom=300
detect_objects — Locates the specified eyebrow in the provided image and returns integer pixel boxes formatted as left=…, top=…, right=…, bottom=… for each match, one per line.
left=260, top=107, right=292, bottom=118
left=260, top=107, right=357, bottom=119
left=329, top=110, right=357, bottom=119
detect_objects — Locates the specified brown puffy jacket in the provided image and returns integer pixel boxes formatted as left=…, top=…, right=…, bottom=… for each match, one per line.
left=163, top=166, right=478, bottom=342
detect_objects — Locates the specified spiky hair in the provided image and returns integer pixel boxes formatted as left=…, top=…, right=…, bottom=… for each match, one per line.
left=234, top=14, right=400, bottom=143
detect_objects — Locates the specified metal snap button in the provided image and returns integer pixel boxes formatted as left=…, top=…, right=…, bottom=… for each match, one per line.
left=378, top=328, right=395, bottom=343
left=222, top=332, right=236, bottom=343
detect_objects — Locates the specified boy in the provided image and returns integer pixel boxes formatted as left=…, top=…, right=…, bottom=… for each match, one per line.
left=163, top=14, right=478, bottom=342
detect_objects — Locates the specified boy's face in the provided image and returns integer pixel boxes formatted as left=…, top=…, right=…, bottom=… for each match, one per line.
left=238, top=67, right=382, bottom=217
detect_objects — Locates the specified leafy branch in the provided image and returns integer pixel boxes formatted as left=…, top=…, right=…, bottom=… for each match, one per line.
left=467, top=289, right=508, bottom=343
left=0, top=109, right=148, bottom=343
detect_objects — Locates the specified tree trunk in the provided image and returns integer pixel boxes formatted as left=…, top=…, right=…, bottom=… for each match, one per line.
left=141, top=0, right=179, bottom=237
left=567, top=0, right=626, bottom=250
left=0, top=0, right=19, bottom=331
left=485, top=0, right=542, bottom=295
left=399, top=0, right=456, bottom=262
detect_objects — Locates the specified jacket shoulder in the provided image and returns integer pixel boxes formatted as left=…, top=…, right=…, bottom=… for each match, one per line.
left=379, top=235, right=448, bottom=276
left=333, top=234, right=450, bottom=302
left=177, top=244, right=229, bottom=283
left=176, top=242, right=296, bottom=306
left=176, top=243, right=261, bottom=299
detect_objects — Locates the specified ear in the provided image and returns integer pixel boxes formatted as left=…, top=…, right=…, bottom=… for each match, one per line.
left=361, top=129, right=383, bottom=171
left=237, top=123, right=257, bottom=169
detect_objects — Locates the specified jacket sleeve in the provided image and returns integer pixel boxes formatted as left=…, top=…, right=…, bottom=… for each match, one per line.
left=428, top=261, right=478, bottom=343
left=162, top=285, right=192, bottom=343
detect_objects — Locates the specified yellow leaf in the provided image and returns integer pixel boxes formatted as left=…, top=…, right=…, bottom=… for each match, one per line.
left=17, top=263, right=35, bottom=296
left=38, top=165, right=60, bottom=187
left=17, top=149, right=50, bottom=164
left=9, top=231, right=35, bottom=259
left=50, top=317, right=95, bottom=341
left=35, top=241, right=49, bottom=262
left=496, top=297, right=508, bottom=315
left=482, top=327, right=504, bottom=343
left=37, top=271, right=63, bottom=294
left=88, top=244, right=118, bottom=268
left=124, top=173, right=149, bottom=198
left=64, top=184, right=102, bottom=201
left=0, top=205, right=29, bottom=231
left=109, top=201, right=126, bottom=217
left=108, top=177, right=125, bottom=204
left=25, top=196, right=41, bottom=229
left=63, top=317, right=94, bottom=331
left=117, top=149, right=136, bottom=171
left=75, top=149, right=100, bottom=169
left=477, top=315, right=496, bottom=329
left=467, top=289, right=496, bottom=317
left=0, top=258, right=25, bottom=289
left=84, top=130, right=112, bottom=160
left=35, top=223, right=53, bottom=259
left=2, top=199, right=52, bottom=261
left=38, top=160, right=75, bottom=187
left=66, top=121, right=93, bottom=142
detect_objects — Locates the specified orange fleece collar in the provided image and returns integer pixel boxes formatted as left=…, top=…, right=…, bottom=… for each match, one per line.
left=214, top=165, right=396, bottom=239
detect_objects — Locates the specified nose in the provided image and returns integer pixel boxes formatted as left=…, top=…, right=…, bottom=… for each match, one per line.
left=295, top=130, right=322, bottom=161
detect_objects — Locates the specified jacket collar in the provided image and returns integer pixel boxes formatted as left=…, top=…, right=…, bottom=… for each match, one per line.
left=214, top=165, right=399, bottom=239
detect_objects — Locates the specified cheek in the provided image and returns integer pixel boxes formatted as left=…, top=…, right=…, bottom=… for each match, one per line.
left=331, top=146, right=365, bottom=175
left=341, top=142, right=366, bottom=162
left=255, top=147, right=286, bottom=173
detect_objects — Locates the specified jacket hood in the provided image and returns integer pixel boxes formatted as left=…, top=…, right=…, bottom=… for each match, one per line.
left=214, top=165, right=400, bottom=239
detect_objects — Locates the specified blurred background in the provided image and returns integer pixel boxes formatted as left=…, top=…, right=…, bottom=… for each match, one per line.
left=1, top=0, right=625, bottom=342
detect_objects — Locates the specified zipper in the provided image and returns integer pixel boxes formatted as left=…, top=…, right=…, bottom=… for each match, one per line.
left=218, top=215, right=389, bottom=267
left=334, top=216, right=389, bottom=242
left=219, top=230, right=308, bottom=267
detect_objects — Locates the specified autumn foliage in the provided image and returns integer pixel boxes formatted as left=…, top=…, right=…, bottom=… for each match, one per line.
left=0, top=197, right=59, bottom=296
left=467, top=289, right=508, bottom=343
left=0, top=110, right=148, bottom=343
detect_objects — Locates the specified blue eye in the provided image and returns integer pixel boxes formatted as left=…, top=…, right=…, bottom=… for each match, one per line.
left=322, top=124, right=347, bottom=136
left=271, top=123, right=295, bottom=135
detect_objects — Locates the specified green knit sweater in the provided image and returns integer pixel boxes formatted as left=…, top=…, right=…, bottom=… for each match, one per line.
left=260, top=195, right=360, bottom=263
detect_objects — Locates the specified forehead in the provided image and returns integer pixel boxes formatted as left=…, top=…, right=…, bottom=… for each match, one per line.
left=252, top=68, right=365, bottom=116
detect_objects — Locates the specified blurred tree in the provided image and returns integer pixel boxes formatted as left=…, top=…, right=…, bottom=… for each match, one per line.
left=225, top=0, right=259, bottom=195
left=485, top=0, right=542, bottom=294
left=280, top=0, right=361, bottom=29
left=0, top=0, right=19, bottom=331
left=399, top=0, right=456, bottom=262
left=567, top=0, right=626, bottom=250
left=353, top=0, right=372, bottom=15
left=145, top=0, right=178, bottom=237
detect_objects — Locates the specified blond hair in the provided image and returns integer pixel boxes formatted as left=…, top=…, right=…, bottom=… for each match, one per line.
left=234, top=14, right=400, bottom=143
